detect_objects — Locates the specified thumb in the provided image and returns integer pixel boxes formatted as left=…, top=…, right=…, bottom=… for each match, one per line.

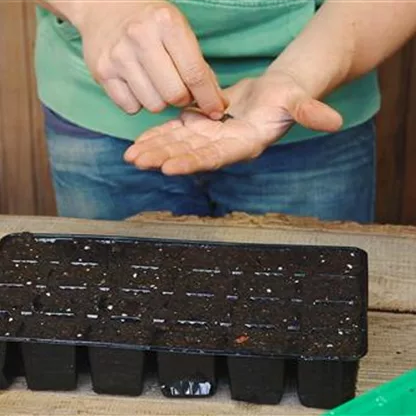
left=287, top=92, right=343, bottom=133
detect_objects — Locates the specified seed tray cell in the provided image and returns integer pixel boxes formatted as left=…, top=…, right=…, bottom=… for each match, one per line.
left=0, top=232, right=368, bottom=409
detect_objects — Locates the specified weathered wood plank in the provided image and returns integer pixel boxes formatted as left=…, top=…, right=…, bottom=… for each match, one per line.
left=401, top=39, right=416, bottom=225
left=23, top=2, right=57, bottom=216
left=0, top=1, right=36, bottom=214
left=375, top=44, right=413, bottom=225
left=0, top=2, right=56, bottom=216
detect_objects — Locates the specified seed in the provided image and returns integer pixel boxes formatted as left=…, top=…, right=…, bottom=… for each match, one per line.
left=235, top=335, right=249, bottom=344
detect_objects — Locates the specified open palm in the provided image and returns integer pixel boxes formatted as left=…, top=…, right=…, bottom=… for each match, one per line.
left=124, top=74, right=343, bottom=175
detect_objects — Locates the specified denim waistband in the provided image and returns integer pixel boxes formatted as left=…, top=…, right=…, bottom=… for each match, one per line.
left=42, top=104, right=104, bottom=139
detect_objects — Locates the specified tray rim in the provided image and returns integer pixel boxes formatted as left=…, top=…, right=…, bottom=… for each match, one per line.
left=0, top=232, right=369, bottom=360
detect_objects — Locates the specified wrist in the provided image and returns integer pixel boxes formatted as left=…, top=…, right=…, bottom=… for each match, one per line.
left=267, top=44, right=354, bottom=100
left=266, top=60, right=342, bottom=100
left=48, top=1, right=89, bottom=29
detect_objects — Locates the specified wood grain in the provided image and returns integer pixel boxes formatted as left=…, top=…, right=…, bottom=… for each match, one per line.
left=0, top=0, right=36, bottom=214
left=375, top=44, right=413, bottom=225
left=401, top=40, right=416, bottom=225
left=0, top=5, right=416, bottom=224
left=23, top=2, right=56, bottom=216
left=0, top=311, right=413, bottom=416
left=0, top=214, right=415, bottom=312
left=1, top=6, right=416, bottom=223
left=0, top=1, right=56, bottom=216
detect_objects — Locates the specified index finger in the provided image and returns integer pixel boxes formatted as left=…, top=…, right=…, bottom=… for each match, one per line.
left=161, top=19, right=227, bottom=118
left=161, top=135, right=258, bottom=175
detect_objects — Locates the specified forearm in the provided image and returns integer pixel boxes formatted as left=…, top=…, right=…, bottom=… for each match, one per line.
left=34, top=0, right=82, bottom=22
left=268, top=0, right=416, bottom=98
left=35, top=0, right=137, bottom=30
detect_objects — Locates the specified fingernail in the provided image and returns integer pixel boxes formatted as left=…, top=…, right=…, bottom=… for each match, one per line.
left=124, top=147, right=138, bottom=161
left=124, top=103, right=140, bottom=115
left=210, top=112, right=223, bottom=120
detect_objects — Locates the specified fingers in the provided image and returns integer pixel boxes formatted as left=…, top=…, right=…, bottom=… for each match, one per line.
left=92, top=4, right=226, bottom=117
left=126, top=24, right=193, bottom=108
left=139, top=119, right=184, bottom=142
left=125, top=125, right=206, bottom=168
left=130, top=128, right=204, bottom=170
left=105, top=21, right=225, bottom=117
left=102, top=78, right=141, bottom=114
left=127, top=14, right=226, bottom=116
left=209, top=66, right=230, bottom=109
left=124, top=125, right=261, bottom=175
left=161, top=20, right=226, bottom=117
left=124, top=119, right=184, bottom=162
left=164, top=134, right=260, bottom=175
left=109, top=40, right=168, bottom=113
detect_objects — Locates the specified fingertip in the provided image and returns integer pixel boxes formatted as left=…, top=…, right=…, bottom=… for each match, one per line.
left=162, top=159, right=191, bottom=176
left=165, top=119, right=184, bottom=129
left=124, top=104, right=141, bottom=115
left=124, top=145, right=139, bottom=162
left=208, top=65, right=229, bottom=109
left=103, top=78, right=141, bottom=115
left=209, top=111, right=224, bottom=121
left=172, top=92, right=193, bottom=108
left=328, top=111, right=344, bottom=132
left=133, top=153, right=152, bottom=169
left=295, top=99, right=343, bottom=133
left=145, top=101, right=168, bottom=113
left=318, top=102, right=343, bottom=132
left=161, top=166, right=179, bottom=176
left=134, top=150, right=169, bottom=171
left=115, top=97, right=141, bottom=114
left=194, top=89, right=228, bottom=120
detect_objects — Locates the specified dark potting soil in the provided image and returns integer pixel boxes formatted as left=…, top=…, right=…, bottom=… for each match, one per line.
left=0, top=232, right=368, bottom=408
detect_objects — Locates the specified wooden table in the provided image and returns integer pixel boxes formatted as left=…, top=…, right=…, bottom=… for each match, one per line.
left=0, top=214, right=415, bottom=416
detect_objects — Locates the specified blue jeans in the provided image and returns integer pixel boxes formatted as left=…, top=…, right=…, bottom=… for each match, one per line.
left=44, top=107, right=376, bottom=222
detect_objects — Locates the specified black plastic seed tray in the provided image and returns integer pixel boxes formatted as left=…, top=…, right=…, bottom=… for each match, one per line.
left=0, top=232, right=368, bottom=408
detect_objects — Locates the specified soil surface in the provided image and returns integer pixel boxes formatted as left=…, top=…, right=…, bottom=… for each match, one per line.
left=0, top=232, right=367, bottom=359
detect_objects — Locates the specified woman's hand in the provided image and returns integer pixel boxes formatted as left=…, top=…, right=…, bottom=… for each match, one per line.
left=73, top=1, right=226, bottom=117
left=124, top=71, right=343, bottom=175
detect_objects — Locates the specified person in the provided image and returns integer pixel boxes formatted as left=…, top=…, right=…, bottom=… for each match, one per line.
left=35, top=0, right=416, bottom=222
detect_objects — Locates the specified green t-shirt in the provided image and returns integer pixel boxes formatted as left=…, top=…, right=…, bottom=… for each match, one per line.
left=35, top=0, right=381, bottom=144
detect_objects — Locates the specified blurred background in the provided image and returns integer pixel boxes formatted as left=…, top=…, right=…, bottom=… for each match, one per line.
left=1, top=2, right=415, bottom=225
